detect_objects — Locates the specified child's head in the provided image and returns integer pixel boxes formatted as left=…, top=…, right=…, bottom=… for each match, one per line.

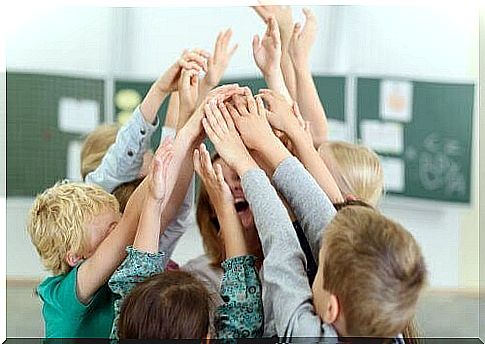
left=81, top=124, right=119, bottom=180
left=27, top=182, right=121, bottom=275
left=318, top=141, right=384, bottom=206
left=312, top=206, right=426, bottom=338
left=118, top=270, right=211, bottom=339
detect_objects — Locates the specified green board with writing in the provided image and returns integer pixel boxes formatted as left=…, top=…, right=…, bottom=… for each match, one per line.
left=7, top=72, right=105, bottom=197
left=356, top=78, right=474, bottom=203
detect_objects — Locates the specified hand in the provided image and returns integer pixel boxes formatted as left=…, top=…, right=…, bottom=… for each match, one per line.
left=293, top=101, right=313, bottom=146
left=193, top=143, right=234, bottom=209
left=178, top=84, right=245, bottom=144
left=258, top=88, right=298, bottom=134
left=251, top=3, right=293, bottom=43
left=226, top=88, right=277, bottom=151
left=154, top=49, right=209, bottom=94
left=203, top=29, right=238, bottom=88
left=147, top=137, right=174, bottom=201
left=252, top=16, right=282, bottom=77
left=289, top=8, right=317, bottom=68
left=202, top=98, right=257, bottom=175
left=178, top=68, right=199, bottom=128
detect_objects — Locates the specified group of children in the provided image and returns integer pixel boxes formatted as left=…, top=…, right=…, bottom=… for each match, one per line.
left=27, top=5, right=427, bottom=342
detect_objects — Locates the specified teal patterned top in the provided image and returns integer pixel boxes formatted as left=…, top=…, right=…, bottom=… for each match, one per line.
left=108, top=246, right=263, bottom=339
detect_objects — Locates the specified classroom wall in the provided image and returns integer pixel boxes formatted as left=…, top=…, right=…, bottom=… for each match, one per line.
left=5, top=6, right=479, bottom=289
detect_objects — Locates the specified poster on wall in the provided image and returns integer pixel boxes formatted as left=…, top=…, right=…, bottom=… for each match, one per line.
left=379, top=80, right=413, bottom=122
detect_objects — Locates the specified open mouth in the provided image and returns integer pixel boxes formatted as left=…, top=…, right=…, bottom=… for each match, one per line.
left=234, top=198, right=250, bottom=213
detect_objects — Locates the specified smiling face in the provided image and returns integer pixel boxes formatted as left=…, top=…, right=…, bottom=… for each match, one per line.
left=214, top=157, right=254, bottom=230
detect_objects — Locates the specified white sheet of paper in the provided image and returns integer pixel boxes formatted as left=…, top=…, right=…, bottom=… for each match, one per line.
left=58, top=97, right=99, bottom=134
left=67, top=141, right=83, bottom=181
left=380, top=80, right=413, bottom=122
left=360, top=120, right=404, bottom=154
left=327, top=119, right=349, bottom=142
left=381, top=157, right=405, bottom=192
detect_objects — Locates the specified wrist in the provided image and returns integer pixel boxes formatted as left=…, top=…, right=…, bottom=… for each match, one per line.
left=234, top=155, right=258, bottom=178
left=294, top=62, right=311, bottom=75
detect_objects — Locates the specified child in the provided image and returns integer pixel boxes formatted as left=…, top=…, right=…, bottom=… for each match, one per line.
left=202, top=89, right=427, bottom=341
left=108, top=111, right=262, bottom=340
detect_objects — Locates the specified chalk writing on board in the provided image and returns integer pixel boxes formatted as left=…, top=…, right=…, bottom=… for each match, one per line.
left=417, top=133, right=466, bottom=196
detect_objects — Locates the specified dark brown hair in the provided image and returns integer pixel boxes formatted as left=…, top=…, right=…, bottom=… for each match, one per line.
left=118, top=270, right=211, bottom=339
left=321, top=206, right=427, bottom=337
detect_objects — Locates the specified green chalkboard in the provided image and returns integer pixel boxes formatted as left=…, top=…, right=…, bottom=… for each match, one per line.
left=7, top=72, right=105, bottom=197
left=356, top=78, right=474, bottom=203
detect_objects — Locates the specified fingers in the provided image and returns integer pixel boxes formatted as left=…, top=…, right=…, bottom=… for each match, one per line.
left=193, top=147, right=202, bottom=177
left=268, top=16, right=281, bottom=48
left=251, top=5, right=270, bottom=22
left=244, top=87, right=257, bottom=114
left=214, top=163, right=226, bottom=187
left=200, top=143, right=215, bottom=178
left=233, top=94, right=249, bottom=116
left=180, top=68, right=198, bottom=90
left=225, top=102, right=242, bottom=123
left=179, top=51, right=208, bottom=72
left=252, top=35, right=261, bottom=56
left=218, top=101, right=236, bottom=131
left=209, top=100, right=229, bottom=133
left=255, top=95, right=267, bottom=118
left=202, top=117, right=218, bottom=144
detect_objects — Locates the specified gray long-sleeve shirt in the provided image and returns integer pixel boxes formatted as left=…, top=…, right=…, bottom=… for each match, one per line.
left=241, top=156, right=337, bottom=339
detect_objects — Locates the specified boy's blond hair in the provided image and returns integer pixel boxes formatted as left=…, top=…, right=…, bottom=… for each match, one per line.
left=320, top=206, right=426, bottom=337
left=27, top=182, right=120, bottom=275
left=318, top=141, right=384, bottom=206
left=80, top=124, right=119, bottom=179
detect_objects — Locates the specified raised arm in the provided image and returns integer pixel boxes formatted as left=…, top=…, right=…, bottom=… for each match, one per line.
left=198, top=29, right=238, bottom=102
left=76, top=139, right=173, bottom=304
left=252, top=16, right=292, bottom=102
left=252, top=3, right=297, bottom=99
left=288, top=8, right=328, bottom=146
left=259, top=89, right=343, bottom=204
left=85, top=50, right=207, bottom=193
left=202, top=96, right=321, bottom=337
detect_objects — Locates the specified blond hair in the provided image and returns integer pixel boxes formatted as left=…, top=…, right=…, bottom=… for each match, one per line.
left=320, top=206, right=427, bottom=337
left=80, top=124, right=119, bottom=179
left=27, top=182, right=120, bottom=275
left=318, top=141, right=384, bottom=206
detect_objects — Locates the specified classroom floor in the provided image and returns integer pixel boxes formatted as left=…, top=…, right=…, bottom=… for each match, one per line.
left=5, top=282, right=483, bottom=338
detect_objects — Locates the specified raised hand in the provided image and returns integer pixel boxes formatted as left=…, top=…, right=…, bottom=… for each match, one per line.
left=203, top=29, right=238, bottom=89
left=258, top=88, right=299, bottom=134
left=252, top=16, right=282, bottom=77
left=154, top=49, right=209, bottom=94
left=252, top=3, right=293, bottom=42
left=147, top=137, right=175, bottom=202
left=193, top=143, right=234, bottom=210
left=202, top=97, right=257, bottom=176
left=288, top=8, right=317, bottom=68
left=177, top=68, right=199, bottom=129
left=226, top=88, right=276, bottom=151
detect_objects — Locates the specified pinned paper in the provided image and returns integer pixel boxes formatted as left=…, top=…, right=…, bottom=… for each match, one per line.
left=381, top=157, right=405, bottom=192
left=327, top=119, right=349, bottom=142
left=67, top=141, right=83, bottom=181
left=58, top=98, right=100, bottom=134
left=380, top=80, right=413, bottom=122
left=360, top=120, right=403, bottom=154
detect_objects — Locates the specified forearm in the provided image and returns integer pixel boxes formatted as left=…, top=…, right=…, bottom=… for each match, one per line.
left=271, top=156, right=336, bottom=261
left=198, top=78, right=214, bottom=105
left=164, top=92, right=179, bottom=129
left=140, top=84, right=169, bottom=125
left=159, top=128, right=198, bottom=230
left=250, top=135, right=292, bottom=176
left=289, top=130, right=343, bottom=203
left=264, top=70, right=293, bottom=103
left=240, top=168, right=311, bottom=336
left=216, top=205, right=248, bottom=258
left=133, top=196, right=164, bottom=254
left=294, top=66, right=328, bottom=145
left=280, top=49, right=297, bottom=99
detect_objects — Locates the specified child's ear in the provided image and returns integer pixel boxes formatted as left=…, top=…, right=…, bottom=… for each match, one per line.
left=323, top=293, right=340, bottom=324
left=65, top=251, right=83, bottom=267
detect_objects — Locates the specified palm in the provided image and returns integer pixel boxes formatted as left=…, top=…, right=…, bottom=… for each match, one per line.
left=254, top=40, right=280, bottom=73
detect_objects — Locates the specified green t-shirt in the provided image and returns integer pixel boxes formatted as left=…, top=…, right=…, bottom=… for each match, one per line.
left=37, top=264, right=116, bottom=338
